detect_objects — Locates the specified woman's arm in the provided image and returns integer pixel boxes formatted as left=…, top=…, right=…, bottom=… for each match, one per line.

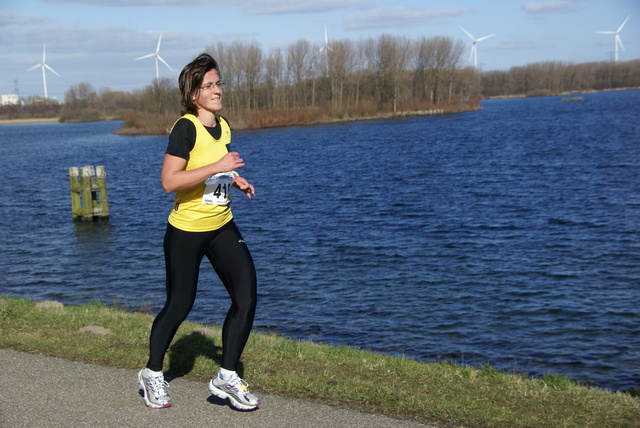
left=161, top=151, right=246, bottom=194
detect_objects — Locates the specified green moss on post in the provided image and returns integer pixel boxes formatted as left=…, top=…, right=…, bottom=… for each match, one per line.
left=68, top=165, right=109, bottom=221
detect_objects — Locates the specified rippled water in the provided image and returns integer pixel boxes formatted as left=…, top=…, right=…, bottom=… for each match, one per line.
left=1, top=90, right=638, bottom=391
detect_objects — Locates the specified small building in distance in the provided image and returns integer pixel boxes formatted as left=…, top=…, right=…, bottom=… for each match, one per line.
left=1, top=94, right=20, bottom=106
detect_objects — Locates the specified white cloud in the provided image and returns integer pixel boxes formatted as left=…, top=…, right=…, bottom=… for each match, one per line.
left=521, top=1, right=582, bottom=15
left=43, top=0, right=371, bottom=13
left=0, top=11, right=47, bottom=26
left=344, top=7, right=464, bottom=31
left=43, top=0, right=209, bottom=5
left=240, top=0, right=372, bottom=15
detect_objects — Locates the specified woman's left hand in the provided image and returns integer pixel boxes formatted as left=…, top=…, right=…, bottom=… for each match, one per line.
left=233, top=176, right=255, bottom=199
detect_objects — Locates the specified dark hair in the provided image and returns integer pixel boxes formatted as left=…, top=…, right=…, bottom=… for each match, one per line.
left=178, top=53, right=222, bottom=115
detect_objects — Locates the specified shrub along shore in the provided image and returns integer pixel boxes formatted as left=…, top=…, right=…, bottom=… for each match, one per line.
left=0, top=296, right=638, bottom=427
left=0, top=101, right=479, bottom=135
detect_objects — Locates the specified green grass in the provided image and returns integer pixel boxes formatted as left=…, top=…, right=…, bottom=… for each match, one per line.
left=1, top=296, right=638, bottom=427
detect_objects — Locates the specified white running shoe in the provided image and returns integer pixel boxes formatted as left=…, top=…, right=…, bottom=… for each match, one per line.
left=208, top=370, right=261, bottom=410
left=138, top=368, right=172, bottom=409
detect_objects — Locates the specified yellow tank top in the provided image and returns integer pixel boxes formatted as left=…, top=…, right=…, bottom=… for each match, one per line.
left=167, top=114, right=234, bottom=232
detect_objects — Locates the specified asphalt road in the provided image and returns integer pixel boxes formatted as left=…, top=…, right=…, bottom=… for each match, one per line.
left=0, top=348, right=438, bottom=427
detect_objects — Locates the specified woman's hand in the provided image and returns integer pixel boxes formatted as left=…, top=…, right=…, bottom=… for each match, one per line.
left=233, top=176, right=255, bottom=199
left=161, top=152, right=247, bottom=194
left=216, top=152, right=245, bottom=172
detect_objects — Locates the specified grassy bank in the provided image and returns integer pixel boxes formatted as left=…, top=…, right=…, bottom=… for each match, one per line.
left=0, top=296, right=637, bottom=427
left=1, top=102, right=478, bottom=134
left=113, top=103, right=480, bottom=136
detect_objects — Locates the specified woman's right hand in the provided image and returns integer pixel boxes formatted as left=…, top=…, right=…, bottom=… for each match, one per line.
left=215, top=151, right=245, bottom=172
left=162, top=151, right=245, bottom=194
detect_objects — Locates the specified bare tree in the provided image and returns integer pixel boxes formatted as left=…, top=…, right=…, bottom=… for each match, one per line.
left=349, top=38, right=371, bottom=115
left=64, top=82, right=97, bottom=106
left=207, top=42, right=239, bottom=110
left=328, top=38, right=357, bottom=113
left=286, top=40, right=313, bottom=108
left=264, top=48, right=286, bottom=109
left=430, top=36, right=464, bottom=104
left=62, top=82, right=100, bottom=121
left=370, top=34, right=396, bottom=108
left=234, top=41, right=263, bottom=110
left=391, top=36, right=412, bottom=113
left=143, top=77, right=178, bottom=114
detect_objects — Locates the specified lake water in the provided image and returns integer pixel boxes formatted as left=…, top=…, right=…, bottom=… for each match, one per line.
left=1, top=90, right=638, bottom=392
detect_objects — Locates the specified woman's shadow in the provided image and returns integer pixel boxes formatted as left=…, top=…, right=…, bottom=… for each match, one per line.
left=164, top=330, right=247, bottom=409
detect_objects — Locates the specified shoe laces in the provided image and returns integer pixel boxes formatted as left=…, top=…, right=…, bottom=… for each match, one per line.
left=228, top=376, right=249, bottom=392
left=148, top=375, right=169, bottom=398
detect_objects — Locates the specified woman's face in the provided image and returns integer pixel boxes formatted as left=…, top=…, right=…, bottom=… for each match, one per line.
left=194, top=69, right=223, bottom=114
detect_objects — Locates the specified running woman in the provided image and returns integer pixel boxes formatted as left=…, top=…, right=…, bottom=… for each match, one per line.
left=138, top=53, right=260, bottom=411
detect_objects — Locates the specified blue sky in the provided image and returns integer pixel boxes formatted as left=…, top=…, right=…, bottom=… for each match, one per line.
left=1, top=0, right=639, bottom=101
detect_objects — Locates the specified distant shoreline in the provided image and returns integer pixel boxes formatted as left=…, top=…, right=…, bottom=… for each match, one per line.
left=2, top=87, right=638, bottom=128
left=487, top=86, right=640, bottom=99
left=0, top=118, right=58, bottom=124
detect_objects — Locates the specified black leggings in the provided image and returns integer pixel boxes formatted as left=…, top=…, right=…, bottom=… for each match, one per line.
left=146, top=220, right=257, bottom=372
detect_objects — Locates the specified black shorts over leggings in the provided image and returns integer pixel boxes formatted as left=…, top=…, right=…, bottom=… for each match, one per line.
left=146, top=220, right=257, bottom=372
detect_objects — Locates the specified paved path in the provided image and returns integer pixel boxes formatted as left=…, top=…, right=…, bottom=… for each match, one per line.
left=0, top=348, right=438, bottom=428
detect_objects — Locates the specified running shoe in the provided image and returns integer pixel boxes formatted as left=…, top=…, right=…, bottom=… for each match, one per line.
left=137, top=368, right=172, bottom=409
left=208, top=371, right=261, bottom=410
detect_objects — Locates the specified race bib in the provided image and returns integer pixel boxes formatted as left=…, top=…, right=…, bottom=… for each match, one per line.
left=202, top=172, right=234, bottom=205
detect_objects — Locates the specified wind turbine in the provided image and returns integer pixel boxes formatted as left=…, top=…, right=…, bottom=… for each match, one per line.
left=135, top=33, right=173, bottom=81
left=460, top=26, right=495, bottom=70
left=27, top=45, right=60, bottom=99
left=595, top=16, right=630, bottom=62
left=314, top=24, right=333, bottom=74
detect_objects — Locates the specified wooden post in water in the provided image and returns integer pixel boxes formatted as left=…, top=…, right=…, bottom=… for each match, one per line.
left=69, top=165, right=109, bottom=221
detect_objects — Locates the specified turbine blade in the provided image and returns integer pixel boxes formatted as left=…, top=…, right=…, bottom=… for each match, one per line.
left=135, top=53, right=155, bottom=61
left=459, top=26, right=474, bottom=40
left=618, top=15, right=630, bottom=32
left=477, top=34, right=496, bottom=42
left=616, top=35, right=625, bottom=52
left=156, top=33, right=163, bottom=53
left=27, top=64, right=41, bottom=72
left=157, top=55, right=173, bottom=71
left=44, top=64, right=60, bottom=76
left=595, top=31, right=615, bottom=34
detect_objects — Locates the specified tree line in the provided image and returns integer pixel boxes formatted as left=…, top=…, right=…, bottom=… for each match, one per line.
left=481, top=60, right=640, bottom=98
left=2, top=34, right=638, bottom=131
left=206, top=34, right=472, bottom=119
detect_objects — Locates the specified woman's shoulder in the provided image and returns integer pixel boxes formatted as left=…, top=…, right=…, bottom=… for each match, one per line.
left=168, top=117, right=197, bottom=153
left=175, top=114, right=197, bottom=127
left=217, top=114, right=231, bottom=128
